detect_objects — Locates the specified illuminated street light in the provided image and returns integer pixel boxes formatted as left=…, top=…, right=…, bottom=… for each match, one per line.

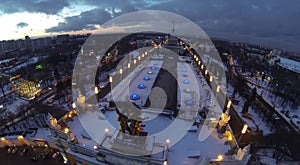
left=119, top=68, right=123, bottom=74
left=72, top=102, right=76, bottom=109
left=128, top=63, right=131, bottom=69
left=134, top=59, right=137, bottom=64
left=201, top=65, right=204, bottom=70
left=164, top=160, right=168, bottom=165
left=210, top=76, right=213, bottom=82
left=166, top=139, right=170, bottom=144
left=166, top=139, right=170, bottom=152
left=18, top=135, right=24, bottom=140
left=109, top=76, right=113, bottom=83
left=241, top=124, right=248, bottom=134
left=105, top=128, right=109, bottom=133
left=226, top=100, right=232, bottom=109
left=205, top=70, right=208, bottom=75
left=216, top=85, right=220, bottom=93
left=217, top=155, right=223, bottom=161
left=64, top=127, right=70, bottom=134
left=94, top=86, right=99, bottom=94
left=198, top=61, right=201, bottom=66
left=238, top=124, right=248, bottom=144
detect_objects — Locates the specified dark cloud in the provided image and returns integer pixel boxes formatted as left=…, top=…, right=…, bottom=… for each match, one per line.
left=2, top=0, right=300, bottom=52
left=16, top=22, right=28, bottom=28
left=46, top=8, right=112, bottom=32
left=147, top=0, right=300, bottom=52
left=46, top=0, right=139, bottom=32
left=0, top=0, right=70, bottom=14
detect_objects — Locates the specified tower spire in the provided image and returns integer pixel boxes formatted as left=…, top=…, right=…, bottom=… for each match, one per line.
left=171, top=20, right=175, bottom=34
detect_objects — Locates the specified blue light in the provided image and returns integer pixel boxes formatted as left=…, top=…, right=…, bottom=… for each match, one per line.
left=151, top=66, right=156, bottom=70
left=183, top=80, right=189, bottom=84
left=185, top=99, right=195, bottom=105
left=130, top=93, right=140, bottom=100
left=181, top=68, right=187, bottom=72
left=138, top=83, right=146, bottom=89
left=143, top=76, right=150, bottom=81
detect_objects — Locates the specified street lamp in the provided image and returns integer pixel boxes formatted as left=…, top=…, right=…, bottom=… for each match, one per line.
left=216, top=85, right=220, bottom=93
left=226, top=100, right=232, bottom=109
left=128, top=63, right=131, bottom=69
left=64, top=127, right=70, bottom=134
left=217, top=155, right=223, bottom=161
left=238, top=124, right=248, bottom=143
left=109, top=76, right=113, bottom=83
left=94, top=86, right=99, bottom=95
left=166, top=139, right=170, bottom=152
left=72, top=102, right=76, bottom=109
left=104, top=128, right=109, bottom=133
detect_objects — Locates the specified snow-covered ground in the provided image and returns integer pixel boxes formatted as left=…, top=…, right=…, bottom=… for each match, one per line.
left=246, top=78, right=300, bottom=131
left=5, top=56, right=47, bottom=73
left=278, top=57, right=300, bottom=74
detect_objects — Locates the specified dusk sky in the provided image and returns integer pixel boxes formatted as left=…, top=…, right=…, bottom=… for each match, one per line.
left=0, top=0, right=299, bottom=53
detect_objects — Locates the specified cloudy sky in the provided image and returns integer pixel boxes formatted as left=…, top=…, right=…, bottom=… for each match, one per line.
left=0, top=0, right=299, bottom=53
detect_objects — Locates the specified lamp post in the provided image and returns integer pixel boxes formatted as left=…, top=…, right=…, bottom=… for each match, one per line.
left=94, top=86, right=99, bottom=101
left=166, top=139, right=170, bottom=152
left=119, top=68, right=123, bottom=81
left=238, top=124, right=248, bottom=144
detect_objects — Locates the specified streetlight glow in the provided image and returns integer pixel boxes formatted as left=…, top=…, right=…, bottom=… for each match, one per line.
left=128, top=63, right=131, bottom=69
left=94, top=86, right=99, bottom=94
left=18, top=135, right=24, bottom=140
left=109, top=76, right=113, bottom=83
left=217, top=155, right=223, bottom=161
left=241, top=124, right=248, bottom=134
left=64, top=127, right=70, bottom=134
left=163, top=160, right=168, bottom=165
left=105, top=128, right=109, bottom=133
left=216, top=85, right=220, bottom=93
left=227, top=100, right=232, bottom=109
left=72, top=102, right=76, bottom=109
